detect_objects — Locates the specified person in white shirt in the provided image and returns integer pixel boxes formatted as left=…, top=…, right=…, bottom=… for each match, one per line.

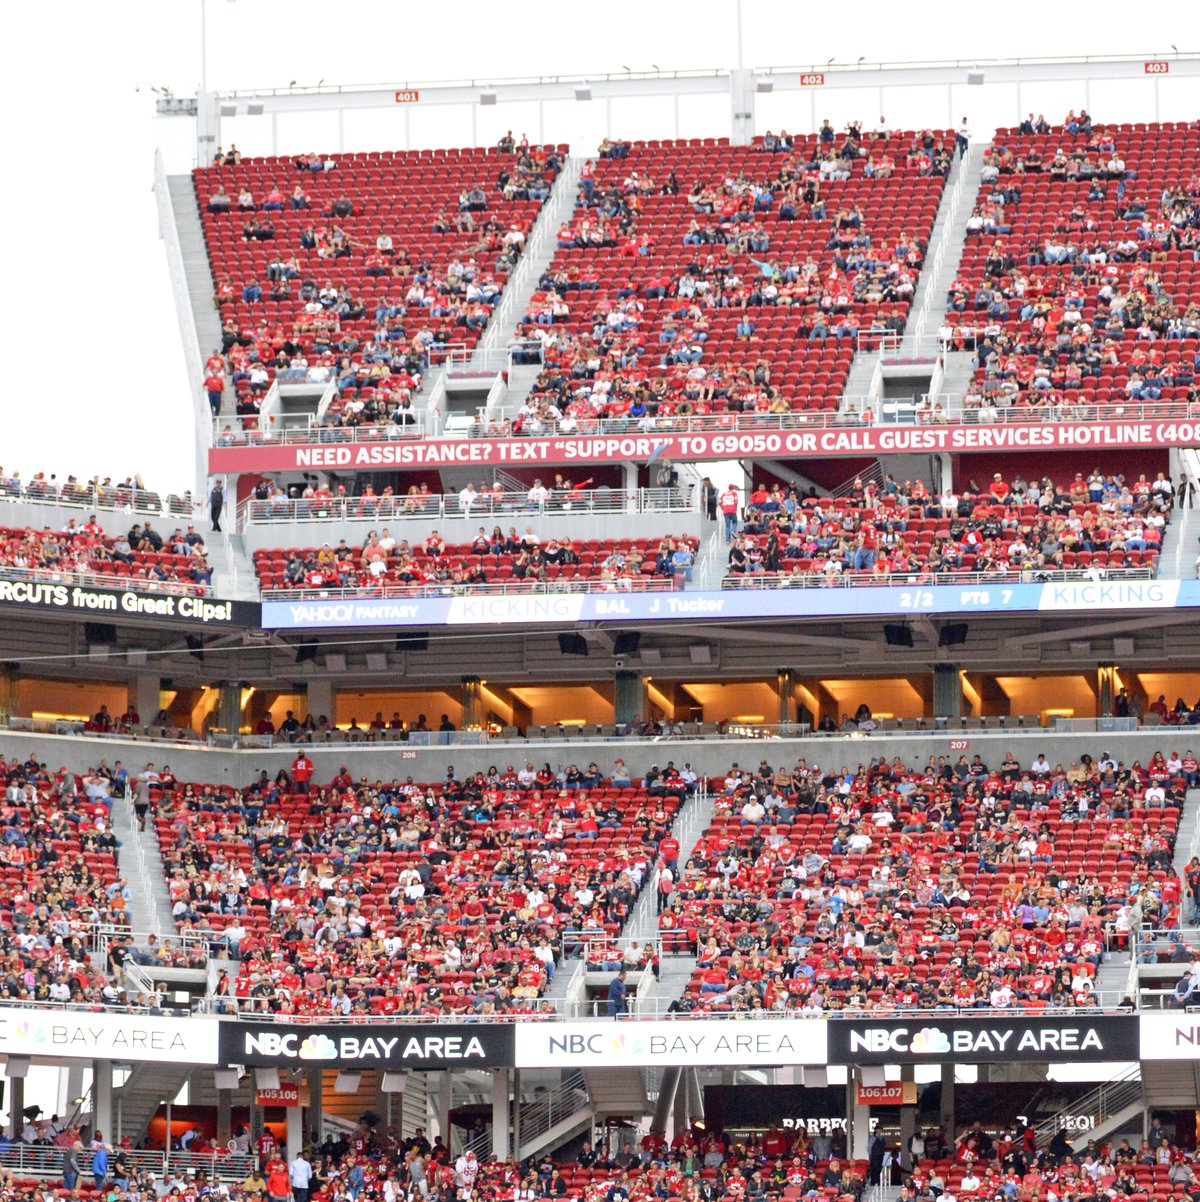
left=458, top=483, right=478, bottom=515
left=526, top=479, right=549, bottom=509
left=1030, top=754, right=1052, bottom=775
left=290, top=1154, right=314, bottom=1202
left=740, top=798, right=766, bottom=824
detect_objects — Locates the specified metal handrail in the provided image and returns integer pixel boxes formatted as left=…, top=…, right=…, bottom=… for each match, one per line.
left=718, top=565, right=1156, bottom=589
left=214, top=996, right=1138, bottom=1023
left=242, top=486, right=696, bottom=525
left=261, top=576, right=685, bottom=600
left=0, top=484, right=193, bottom=519
left=208, top=399, right=1200, bottom=448
left=0, top=565, right=209, bottom=597
left=516, top=1069, right=588, bottom=1158
left=1032, top=1065, right=1141, bottom=1147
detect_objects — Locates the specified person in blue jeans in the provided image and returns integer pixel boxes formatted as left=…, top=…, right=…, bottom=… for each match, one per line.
left=92, top=1141, right=108, bottom=1192
left=607, top=969, right=628, bottom=1019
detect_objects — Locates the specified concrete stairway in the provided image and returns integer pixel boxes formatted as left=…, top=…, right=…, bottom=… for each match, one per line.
left=114, top=1061, right=191, bottom=1145
left=901, top=142, right=986, bottom=354
left=110, top=790, right=176, bottom=938
left=623, top=784, right=716, bottom=1014
left=207, top=529, right=260, bottom=600
left=167, top=175, right=228, bottom=414
left=471, top=155, right=584, bottom=366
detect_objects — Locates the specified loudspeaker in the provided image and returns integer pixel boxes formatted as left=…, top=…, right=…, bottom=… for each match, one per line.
left=334, top=1072, right=362, bottom=1094
left=612, top=632, right=641, bottom=657
left=254, top=1068, right=280, bottom=1090
left=381, top=1071, right=408, bottom=1093
left=802, top=1067, right=827, bottom=1088
left=295, top=641, right=318, bottom=664
left=4, top=1056, right=30, bottom=1080
left=939, top=622, right=969, bottom=647
left=883, top=624, right=913, bottom=647
left=860, top=1065, right=887, bottom=1086
left=558, top=633, right=589, bottom=657
left=395, top=632, right=429, bottom=652
left=185, top=635, right=205, bottom=661
left=214, top=1068, right=242, bottom=1090
left=84, top=622, right=118, bottom=646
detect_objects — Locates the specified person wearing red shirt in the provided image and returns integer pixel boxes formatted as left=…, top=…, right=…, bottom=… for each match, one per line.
left=292, top=753, right=314, bottom=794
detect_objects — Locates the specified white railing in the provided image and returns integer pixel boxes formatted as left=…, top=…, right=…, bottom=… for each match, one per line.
left=516, top=1068, right=588, bottom=1157
left=0, top=482, right=194, bottom=519
left=261, top=575, right=685, bottom=601
left=869, top=1163, right=893, bottom=1202
left=242, top=485, right=695, bottom=525
left=717, top=565, right=1156, bottom=590
left=215, top=994, right=1139, bottom=1023
left=215, top=410, right=430, bottom=447
left=210, top=399, right=1200, bottom=448
left=0, top=565, right=209, bottom=597
left=1032, top=1065, right=1141, bottom=1147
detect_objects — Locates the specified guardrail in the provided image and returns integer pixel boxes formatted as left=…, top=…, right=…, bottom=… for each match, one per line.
left=0, top=713, right=1164, bottom=751
left=0, top=565, right=208, bottom=597
left=718, top=566, right=1157, bottom=590
left=212, top=997, right=1137, bottom=1022
left=241, top=486, right=696, bottom=525
left=0, top=484, right=194, bottom=519
left=261, top=576, right=684, bottom=601
left=210, top=398, right=1200, bottom=448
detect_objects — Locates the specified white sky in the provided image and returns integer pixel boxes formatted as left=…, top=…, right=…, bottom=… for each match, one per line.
left=1, top=2, right=1191, bottom=493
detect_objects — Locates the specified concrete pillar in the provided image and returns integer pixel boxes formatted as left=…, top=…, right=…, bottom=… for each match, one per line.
left=491, top=1069, right=510, bottom=1160
left=461, top=677, right=482, bottom=730
left=435, top=1072, right=453, bottom=1144
left=932, top=664, right=962, bottom=720
left=899, top=1066, right=916, bottom=1170
left=729, top=68, right=755, bottom=146
left=850, top=1102, right=871, bottom=1160
left=307, top=1069, right=324, bottom=1144
left=939, top=1064, right=955, bottom=1144
left=8, top=1076, right=23, bottom=1140
left=217, top=1090, right=232, bottom=1147
left=622, top=463, right=639, bottom=507
left=614, top=671, right=645, bottom=727
left=685, top=1069, right=703, bottom=1127
left=92, top=1061, right=113, bottom=1144
left=1097, top=664, right=1116, bottom=717
left=777, top=669, right=796, bottom=727
left=511, top=1069, right=521, bottom=1161
left=652, top=1067, right=681, bottom=1141
left=845, top=1072, right=871, bottom=1160
left=135, top=674, right=162, bottom=725
left=285, top=1105, right=303, bottom=1161
left=307, top=679, right=334, bottom=727
left=196, top=94, right=222, bottom=169
left=0, top=663, right=16, bottom=723
left=217, top=682, right=243, bottom=735
left=935, top=452, right=953, bottom=492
